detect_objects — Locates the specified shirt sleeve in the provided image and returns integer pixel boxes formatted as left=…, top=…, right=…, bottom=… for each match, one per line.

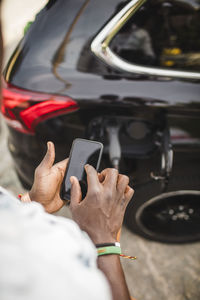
left=0, top=187, right=112, bottom=300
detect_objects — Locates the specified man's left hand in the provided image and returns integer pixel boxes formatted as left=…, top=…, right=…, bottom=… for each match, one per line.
left=23, top=141, right=68, bottom=213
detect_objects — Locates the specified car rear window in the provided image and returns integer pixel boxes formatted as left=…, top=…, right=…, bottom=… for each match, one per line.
left=110, top=0, right=200, bottom=72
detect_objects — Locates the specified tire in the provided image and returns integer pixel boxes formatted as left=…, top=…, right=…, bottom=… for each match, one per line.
left=124, top=155, right=200, bottom=244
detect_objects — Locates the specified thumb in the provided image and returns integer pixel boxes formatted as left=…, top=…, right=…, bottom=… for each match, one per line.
left=70, top=176, right=82, bottom=207
left=39, top=141, right=55, bottom=170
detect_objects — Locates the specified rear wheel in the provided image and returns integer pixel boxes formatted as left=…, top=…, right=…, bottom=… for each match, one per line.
left=124, top=157, right=200, bottom=243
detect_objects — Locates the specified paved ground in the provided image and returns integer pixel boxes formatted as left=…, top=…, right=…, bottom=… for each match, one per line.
left=1, top=1, right=200, bottom=300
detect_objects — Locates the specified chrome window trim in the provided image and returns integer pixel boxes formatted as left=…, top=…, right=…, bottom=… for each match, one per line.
left=91, top=0, right=200, bottom=79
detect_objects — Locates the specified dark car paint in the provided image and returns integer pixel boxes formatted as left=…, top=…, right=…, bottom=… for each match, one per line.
left=6, top=0, right=200, bottom=107
left=4, top=0, right=200, bottom=188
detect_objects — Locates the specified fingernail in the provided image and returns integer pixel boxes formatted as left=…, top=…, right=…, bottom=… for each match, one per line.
left=70, top=176, right=77, bottom=184
left=85, top=164, right=90, bottom=169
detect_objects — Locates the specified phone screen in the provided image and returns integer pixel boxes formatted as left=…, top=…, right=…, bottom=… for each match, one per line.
left=60, top=138, right=103, bottom=201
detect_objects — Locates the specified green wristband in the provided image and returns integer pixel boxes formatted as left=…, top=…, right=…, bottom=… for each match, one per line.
left=97, top=246, right=122, bottom=257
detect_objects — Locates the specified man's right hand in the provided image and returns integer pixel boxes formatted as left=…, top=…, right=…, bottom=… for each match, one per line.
left=69, top=165, right=134, bottom=244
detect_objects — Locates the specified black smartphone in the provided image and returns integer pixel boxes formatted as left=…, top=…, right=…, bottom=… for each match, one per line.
left=60, top=138, right=103, bottom=201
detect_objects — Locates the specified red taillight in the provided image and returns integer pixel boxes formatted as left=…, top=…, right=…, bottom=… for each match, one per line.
left=1, top=83, right=79, bottom=134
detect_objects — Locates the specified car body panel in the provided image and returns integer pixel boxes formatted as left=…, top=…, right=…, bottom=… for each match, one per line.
left=5, top=0, right=200, bottom=112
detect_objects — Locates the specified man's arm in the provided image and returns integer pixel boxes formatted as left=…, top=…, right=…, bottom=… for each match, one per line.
left=70, top=166, right=134, bottom=300
left=98, top=255, right=131, bottom=300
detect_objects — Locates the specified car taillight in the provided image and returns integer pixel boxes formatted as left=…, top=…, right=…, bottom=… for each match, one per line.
left=1, top=83, right=79, bottom=134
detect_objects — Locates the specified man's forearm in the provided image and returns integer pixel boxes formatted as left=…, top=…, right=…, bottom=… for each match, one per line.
left=97, top=255, right=131, bottom=300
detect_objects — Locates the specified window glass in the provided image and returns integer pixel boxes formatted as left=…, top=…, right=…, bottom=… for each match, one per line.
left=110, top=0, right=200, bottom=72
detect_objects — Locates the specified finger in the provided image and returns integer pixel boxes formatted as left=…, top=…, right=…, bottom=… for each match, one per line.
left=100, top=168, right=119, bottom=188
left=55, top=161, right=69, bottom=194
left=124, top=186, right=134, bottom=207
left=117, top=174, right=129, bottom=196
left=98, top=172, right=105, bottom=183
left=20, top=192, right=31, bottom=203
left=70, top=176, right=82, bottom=207
left=39, top=141, right=55, bottom=170
left=54, top=158, right=69, bottom=177
left=85, top=164, right=100, bottom=191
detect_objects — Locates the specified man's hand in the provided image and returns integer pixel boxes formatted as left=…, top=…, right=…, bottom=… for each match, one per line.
left=70, top=165, right=134, bottom=244
left=27, top=141, right=68, bottom=213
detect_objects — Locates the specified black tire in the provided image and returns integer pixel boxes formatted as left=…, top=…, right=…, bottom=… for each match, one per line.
left=124, top=156, right=200, bottom=244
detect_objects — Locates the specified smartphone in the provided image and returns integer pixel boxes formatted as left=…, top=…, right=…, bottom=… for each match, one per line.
left=60, top=138, right=103, bottom=201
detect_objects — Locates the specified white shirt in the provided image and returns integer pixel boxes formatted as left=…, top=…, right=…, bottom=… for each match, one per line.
left=0, top=187, right=111, bottom=300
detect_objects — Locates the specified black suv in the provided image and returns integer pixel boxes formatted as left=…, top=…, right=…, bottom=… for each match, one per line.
left=2, top=0, right=200, bottom=243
